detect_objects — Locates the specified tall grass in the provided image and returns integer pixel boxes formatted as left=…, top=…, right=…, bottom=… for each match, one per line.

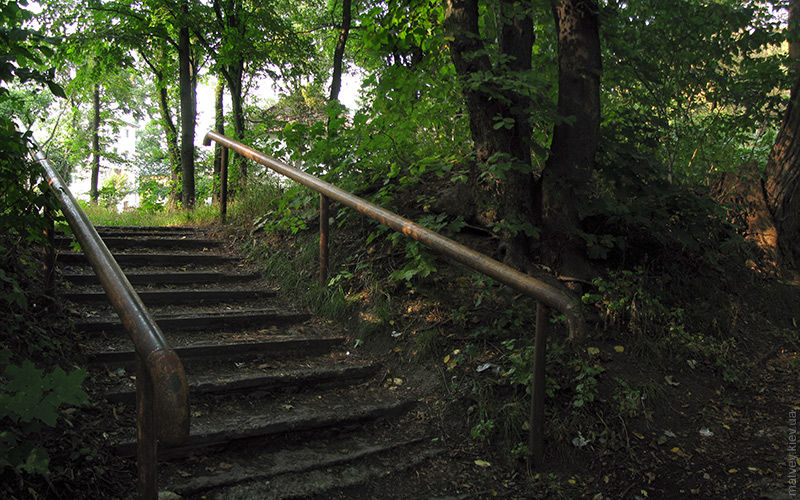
left=79, top=201, right=220, bottom=227
left=227, top=175, right=285, bottom=224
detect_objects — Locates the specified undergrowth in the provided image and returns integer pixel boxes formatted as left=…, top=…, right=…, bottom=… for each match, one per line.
left=224, top=169, right=789, bottom=471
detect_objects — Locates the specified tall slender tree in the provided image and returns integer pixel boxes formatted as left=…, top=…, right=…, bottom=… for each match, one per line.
left=178, top=0, right=196, bottom=208
left=90, top=83, right=101, bottom=203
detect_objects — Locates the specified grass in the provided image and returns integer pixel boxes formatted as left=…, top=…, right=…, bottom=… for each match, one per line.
left=79, top=201, right=220, bottom=227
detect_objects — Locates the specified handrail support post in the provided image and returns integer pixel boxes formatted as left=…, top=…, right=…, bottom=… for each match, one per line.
left=43, top=204, right=56, bottom=305
left=220, top=146, right=228, bottom=223
left=136, top=357, right=158, bottom=500
left=529, top=303, right=549, bottom=466
left=320, top=194, right=329, bottom=286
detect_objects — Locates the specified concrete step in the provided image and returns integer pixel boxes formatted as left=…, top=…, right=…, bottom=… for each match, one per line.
left=115, top=393, right=417, bottom=458
left=164, top=437, right=434, bottom=497
left=65, top=288, right=276, bottom=305
left=58, top=251, right=236, bottom=267
left=75, top=308, right=310, bottom=335
left=56, top=236, right=222, bottom=250
left=61, top=271, right=260, bottom=286
left=104, top=363, right=379, bottom=404
left=87, top=336, right=345, bottom=366
left=94, top=225, right=201, bottom=236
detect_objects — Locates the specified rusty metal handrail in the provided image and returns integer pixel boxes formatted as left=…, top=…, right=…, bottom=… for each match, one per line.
left=204, top=130, right=584, bottom=465
left=34, top=150, right=189, bottom=499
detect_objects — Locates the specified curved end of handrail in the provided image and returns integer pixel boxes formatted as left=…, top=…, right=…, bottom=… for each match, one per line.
left=202, top=131, right=213, bottom=147
left=146, top=349, right=190, bottom=446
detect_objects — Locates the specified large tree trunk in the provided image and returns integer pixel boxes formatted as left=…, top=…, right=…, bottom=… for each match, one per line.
left=791, top=0, right=800, bottom=70
left=90, top=83, right=101, bottom=204
left=444, top=0, right=537, bottom=269
left=179, top=1, right=196, bottom=209
left=726, top=0, right=800, bottom=272
left=212, top=78, right=225, bottom=204
left=764, top=77, right=800, bottom=269
left=541, top=0, right=601, bottom=282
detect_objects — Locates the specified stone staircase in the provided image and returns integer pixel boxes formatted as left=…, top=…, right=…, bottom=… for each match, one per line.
left=59, top=225, right=445, bottom=498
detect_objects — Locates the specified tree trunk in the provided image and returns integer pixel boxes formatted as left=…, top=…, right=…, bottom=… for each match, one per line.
left=444, top=0, right=537, bottom=268
left=156, top=78, right=181, bottom=208
left=764, top=77, right=800, bottom=269
left=728, top=0, right=800, bottom=272
left=213, top=77, right=225, bottom=204
left=541, top=0, right=602, bottom=282
left=329, top=0, right=351, bottom=103
left=790, top=0, right=800, bottom=71
left=227, top=63, right=247, bottom=184
left=90, top=83, right=101, bottom=204
left=179, top=1, right=195, bottom=209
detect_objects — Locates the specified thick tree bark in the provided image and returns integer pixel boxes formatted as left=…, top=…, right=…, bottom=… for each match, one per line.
left=179, top=1, right=195, bottom=209
left=541, top=0, right=601, bottom=282
left=90, top=83, right=101, bottom=204
left=790, top=0, right=800, bottom=70
left=445, top=0, right=537, bottom=268
left=728, top=0, right=800, bottom=271
left=212, top=78, right=225, bottom=204
left=329, top=0, right=351, bottom=103
left=764, top=77, right=800, bottom=269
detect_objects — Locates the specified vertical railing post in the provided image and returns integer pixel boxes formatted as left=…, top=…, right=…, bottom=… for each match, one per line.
left=319, top=194, right=329, bottom=286
left=529, top=302, right=549, bottom=466
left=43, top=204, right=56, bottom=306
left=136, top=357, right=158, bottom=499
left=220, top=146, right=228, bottom=223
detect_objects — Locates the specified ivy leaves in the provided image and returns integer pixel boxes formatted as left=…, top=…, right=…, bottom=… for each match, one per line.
left=0, top=358, right=88, bottom=475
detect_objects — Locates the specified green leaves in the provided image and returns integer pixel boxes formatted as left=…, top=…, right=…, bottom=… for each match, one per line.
left=0, top=359, right=88, bottom=477
left=0, top=361, right=88, bottom=427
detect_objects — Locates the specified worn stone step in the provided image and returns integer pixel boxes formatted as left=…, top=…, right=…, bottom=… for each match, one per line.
left=87, top=336, right=345, bottom=366
left=104, top=363, right=379, bottom=404
left=57, top=251, right=236, bottom=267
left=207, top=444, right=443, bottom=499
left=115, top=392, right=417, bottom=458
left=56, top=236, right=222, bottom=250
left=61, top=271, right=260, bottom=286
left=65, top=288, right=276, bottom=305
left=75, top=308, right=309, bottom=335
left=164, top=437, right=431, bottom=496
left=94, top=225, right=200, bottom=236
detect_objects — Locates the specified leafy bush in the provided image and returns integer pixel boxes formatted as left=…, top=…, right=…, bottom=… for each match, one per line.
left=0, top=355, right=88, bottom=476
left=97, top=172, right=131, bottom=209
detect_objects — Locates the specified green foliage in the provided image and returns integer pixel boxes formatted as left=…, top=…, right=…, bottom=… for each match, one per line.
left=586, top=145, right=753, bottom=270
left=97, top=172, right=131, bottom=209
left=601, top=0, right=785, bottom=179
left=137, top=176, right=168, bottom=213
left=0, top=357, right=88, bottom=476
left=613, top=378, right=644, bottom=418
left=0, top=1, right=65, bottom=99
left=570, top=363, right=605, bottom=408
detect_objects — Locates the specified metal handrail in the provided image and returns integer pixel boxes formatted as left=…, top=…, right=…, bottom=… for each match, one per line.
left=35, top=150, right=189, bottom=499
left=203, top=130, right=585, bottom=465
